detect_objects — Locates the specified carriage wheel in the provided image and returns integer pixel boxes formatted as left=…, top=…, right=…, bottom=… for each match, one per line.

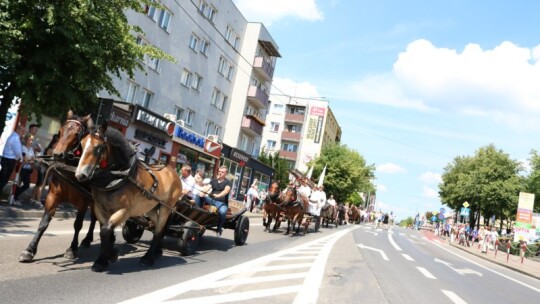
left=178, top=221, right=199, bottom=256
left=234, top=216, right=250, bottom=246
left=122, top=220, right=145, bottom=244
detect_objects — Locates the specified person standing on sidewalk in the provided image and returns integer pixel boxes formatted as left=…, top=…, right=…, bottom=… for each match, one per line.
left=246, top=184, right=259, bottom=213
left=0, top=124, right=25, bottom=199
left=13, top=133, right=36, bottom=205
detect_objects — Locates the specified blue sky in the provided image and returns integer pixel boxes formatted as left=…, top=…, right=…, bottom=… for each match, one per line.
left=234, top=0, right=540, bottom=220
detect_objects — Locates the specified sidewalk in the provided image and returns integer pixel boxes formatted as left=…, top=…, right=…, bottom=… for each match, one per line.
left=421, top=229, right=540, bottom=280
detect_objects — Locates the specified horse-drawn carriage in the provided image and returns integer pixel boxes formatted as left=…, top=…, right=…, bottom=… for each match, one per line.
left=122, top=198, right=249, bottom=256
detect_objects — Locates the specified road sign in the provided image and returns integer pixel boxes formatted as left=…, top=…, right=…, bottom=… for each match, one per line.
left=431, top=215, right=437, bottom=222
left=438, top=213, right=445, bottom=220
left=463, top=201, right=470, bottom=208
left=440, top=208, right=446, bottom=214
left=460, top=207, right=470, bottom=216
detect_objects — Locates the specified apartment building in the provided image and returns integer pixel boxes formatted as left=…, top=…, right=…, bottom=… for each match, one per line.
left=261, top=95, right=342, bottom=173
left=92, top=0, right=281, bottom=198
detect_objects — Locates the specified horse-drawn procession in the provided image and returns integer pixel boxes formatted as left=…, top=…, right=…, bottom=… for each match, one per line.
left=12, top=111, right=362, bottom=273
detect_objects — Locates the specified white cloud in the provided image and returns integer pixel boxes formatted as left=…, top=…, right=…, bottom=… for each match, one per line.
left=234, top=0, right=323, bottom=26
left=377, top=184, right=388, bottom=192
left=270, top=77, right=323, bottom=102
left=423, top=186, right=439, bottom=199
left=343, top=39, right=540, bottom=127
left=376, top=163, right=407, bottom=174
left=419, top=172, right=442, bottom=184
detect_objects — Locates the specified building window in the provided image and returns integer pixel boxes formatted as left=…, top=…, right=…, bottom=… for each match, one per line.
left=240, top=135, right=248, bottom=151
left=204, top=120, right=214, bottom=136
left=174, top=107, right=184, bottom=121
left=158, top=9, right=171, bottom=32
left=189, top=34, right=199, bottom=51
left=180, top=69, right=192, bottom=87
left=146, top=5, right=158, bottom=22
left=125, top=81, right=139, bottom=103
left=198, top=1, right=208, bottom=15
left=226, top=65, right=234, bottom=80
left=148, top=57, right=160, bottom=71
left=218, top=56, right=226, bottom=75
left=192, top=74, right=202, bottom=91
left=270, top=122, right=280, bottom=132
left=267, top=140, right=276, bottom=150
left=185, top=109, right=195, bottom=126
left=272, top=103, right=284, bottom=114
left=282, top=143, right=298, bottom=152
left=140, top=90, right=153, bottom=108
left=233, top=36, right=240, bottom=50
left=225, top=26, right=233, bottom=42
left=205, top=5, right=217, bottom=22
left=211, top=88, right=220, bottom=106
left=213, top=125, right=221, bottom=137
left=200, top=40, right=210, bottom=55
left=218, top=95, right=227, bottom=111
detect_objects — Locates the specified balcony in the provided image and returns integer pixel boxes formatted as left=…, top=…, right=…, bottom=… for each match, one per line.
left=253, top=56, right=274, bottom=81
left=241, top=115, right=264, bottom=136
left=284, top=113, right=305, bottom=124
left=281, top=130, right=301, bottom=142
left=279, top=150, right=297, bottom=161
left=247, top=85, right=269, bottom=108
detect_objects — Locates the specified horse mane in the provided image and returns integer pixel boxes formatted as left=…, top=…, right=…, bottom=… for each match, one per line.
left=105, top=128, right=135, bottom=169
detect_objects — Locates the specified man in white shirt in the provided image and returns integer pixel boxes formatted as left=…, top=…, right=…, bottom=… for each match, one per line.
left=0, top=124, right=25, bottom=195
left=309, top=186, right=325, bottom=216
left=180, top=164, right=196, bottom=200
left=246, top=184, right=259, bottom=212
left=327, top=194, right=336, bottom=207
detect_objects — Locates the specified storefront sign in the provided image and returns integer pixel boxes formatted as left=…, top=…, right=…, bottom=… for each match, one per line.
left=230, top=148, right=250, bottom=164
left=108, top=107, right=131, bottom=128
left=134, top=129, right=168, bottom=147
left=134, top=107, right=171, bottom=134
left=204, top=139, right=222, bottom=157
left=174, top=125, right=205, bottom=148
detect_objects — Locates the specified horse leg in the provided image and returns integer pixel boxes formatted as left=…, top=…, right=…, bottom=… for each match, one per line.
left=285, top=217, right=291, bottom=235
left=91, top=222, right=116, bottom=272
left=19, top=209, right=55, bottom=262
left=141, top=206, right=171, bottom=266
left=267, top=215, right=273, bottom=233
left=64, top=209, right=86, bottom=260
left=262, top=209, right=268, bottom=230
left=272, top=211, right=280, bottom=231
left=80, top=205, right=97, bottom=248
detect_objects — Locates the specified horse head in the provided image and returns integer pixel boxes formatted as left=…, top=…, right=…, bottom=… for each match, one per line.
left=74, top=124, right=109, bottom=182
left=283, top=186, right=297, bottom=204
left=53, top=110, right=93, bottom=161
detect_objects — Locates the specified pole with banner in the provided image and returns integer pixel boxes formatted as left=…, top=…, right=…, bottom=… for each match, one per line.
left=514, top=192, right=535, bottom=243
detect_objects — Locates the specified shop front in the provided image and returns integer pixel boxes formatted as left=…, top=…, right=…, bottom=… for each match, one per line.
left=170, top=125, right=220, bottom=178
left=220, top=145, right=274, bottom=201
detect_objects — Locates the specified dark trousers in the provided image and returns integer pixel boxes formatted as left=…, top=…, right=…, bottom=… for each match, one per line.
left=14, top=168, right=32, bottom=200
left=0, top=157, right=18, bottom=194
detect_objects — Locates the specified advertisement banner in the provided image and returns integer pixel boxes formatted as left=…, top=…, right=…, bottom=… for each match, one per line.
left=0, top=100, right=20, bottom=158
left=514, top=192, right=535, bottom=242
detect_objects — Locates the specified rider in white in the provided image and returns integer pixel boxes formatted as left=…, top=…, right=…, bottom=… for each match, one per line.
left=327, top=194, right=336, bottom=207
left=309, top=186, right=325, bottom=216
left=297, top=178, right=312, bottom=198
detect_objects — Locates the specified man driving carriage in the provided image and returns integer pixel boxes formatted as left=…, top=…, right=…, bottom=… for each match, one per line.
left=195, top=166, right=231, bottom=236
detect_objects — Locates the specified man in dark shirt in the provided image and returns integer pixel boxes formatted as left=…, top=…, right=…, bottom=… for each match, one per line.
left=203, top=166, right=231, bottom=236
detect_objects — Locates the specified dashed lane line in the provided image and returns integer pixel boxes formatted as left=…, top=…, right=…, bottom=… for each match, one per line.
left=118, top=226, right=360, bottom=304
left=402, top=254, right=415, bottom=261
left=441, top=290, right=468, bottom=304
left=388, top=233, right=402, bottom=251
left=416, top=266, right=437, bottom=279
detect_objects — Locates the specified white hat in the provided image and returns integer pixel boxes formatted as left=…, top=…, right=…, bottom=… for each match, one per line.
left=203, top=178, right=211, bottom=185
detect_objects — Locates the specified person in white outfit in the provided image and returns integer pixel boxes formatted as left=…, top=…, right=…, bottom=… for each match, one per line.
left=180, top=164, right=196, bottom=200
left=246, top=184, right=259, bottom=212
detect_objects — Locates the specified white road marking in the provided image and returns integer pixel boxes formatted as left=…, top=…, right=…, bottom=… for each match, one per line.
left=388, top=234, right=402, bottom=251
left=434, top=258, right=482, bottom=276
left=357, top=244, right=389, bottom=261
left=365, top=231, right=378, bottom=236
left=250, top=263, right=312, bottom=272
left=441, top=290, right=468, bottom=304
left=203, top=273, right=308, bottom=289
left=399, top=232, right=405, bottom=236
left=118, top=226, right=360, bottom=304
left=402, top=254, right=415, bottom=261
left=429, top=240, right=540, bottom=293
left=410, top=235, right=418, bottom=239
left=416, top=267, right=436, bottom=279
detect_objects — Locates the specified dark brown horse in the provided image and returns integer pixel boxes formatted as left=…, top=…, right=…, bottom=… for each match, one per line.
left=73, top=123, right=182, bottom=272
left=19, top=112, right=97, bottom=263
left=347, top=204, right=360, bottom=224
left=262, top=182, right=283, bottom=232
left=282, top=187, right=307, bottom=236
left=320, top=203, right=338, bottom=228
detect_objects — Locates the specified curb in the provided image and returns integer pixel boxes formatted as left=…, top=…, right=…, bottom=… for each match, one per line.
left=0, top=205, right=79, bottom=219
left=450, top=243, right=540, bottom=280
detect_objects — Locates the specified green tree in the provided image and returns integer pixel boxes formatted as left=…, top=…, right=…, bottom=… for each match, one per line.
left=525, top=150, right=540, bottom=213
left=439, top=144, right=523, bottom=228
left=258, top=148, right=289, bottom=190
left=309, top=143, right=375, bottom=204
left=0, top=0, right=172, bottom=136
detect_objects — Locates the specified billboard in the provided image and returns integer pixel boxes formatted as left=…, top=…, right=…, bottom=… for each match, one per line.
left=514, top=192, right=535, bottom=243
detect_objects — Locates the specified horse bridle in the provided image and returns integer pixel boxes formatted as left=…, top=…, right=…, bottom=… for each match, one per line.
left=63, top=119, right=88, bottom=161
left=82, top=130, right=108, bottom=181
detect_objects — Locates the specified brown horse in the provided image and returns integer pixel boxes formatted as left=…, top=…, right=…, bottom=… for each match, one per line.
left=282, top=187, right=307, bottom=236
left=262, top=181, right=283, bottom=232
left=320, top=203, right=338, bottom=228
left=347, top=204, right=360, bottom=224
left=19, top=112, right=97, bottom=263
left=73, top=123, right=182, bottom=272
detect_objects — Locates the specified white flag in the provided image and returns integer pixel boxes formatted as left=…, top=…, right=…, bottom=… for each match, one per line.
left=306, top=166, right=313, bottom=179
left=317, top=165, right=327, bottom=188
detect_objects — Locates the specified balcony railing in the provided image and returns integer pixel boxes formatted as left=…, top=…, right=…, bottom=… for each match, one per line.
left=281, top=130, right=301, bottom=142
left=279, top=150, right=297, bottom=161
left=247, top=85, right=269, bottom=108
left=241, top=115, right=263, bottom=136
left=253, top=56, right=275, bottom=81
left=284, top=113, right=305, bottom=123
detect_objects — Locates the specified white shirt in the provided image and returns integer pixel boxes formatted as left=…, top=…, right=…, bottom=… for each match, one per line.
left=181, top=174, right=196, bottom=198
left=247, top=186, right=259, bottom=199
left=327, top=198, right=336, bottom=206
left=298, top=185, right=312, bottom=198
left=2, top=131, right=23, bottom=160
left=21, top=145, right=35, bottom=170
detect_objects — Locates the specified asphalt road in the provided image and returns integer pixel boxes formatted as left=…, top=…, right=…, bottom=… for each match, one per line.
left=0, top=218, right=538, bottom=304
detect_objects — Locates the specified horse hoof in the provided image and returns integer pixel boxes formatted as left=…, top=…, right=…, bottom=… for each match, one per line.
left=64, top=250, right=76, bottom=260
left=18, top=250, right=35, bottom=263
left=80, top=239, right=92, bottom=248
left=139, top=257, right=155, bottom=267
left=91, top=262, right=108, bottom=273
